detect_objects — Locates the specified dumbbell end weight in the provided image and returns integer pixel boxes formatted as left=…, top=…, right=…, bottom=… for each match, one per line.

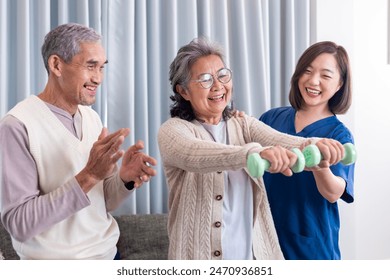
left=341, top=143, right=357, bottom=165
left=302, top=145, right=322, bottom=168
left=291, top=148, right=306, bottom=173
left=247, top=153, right=270, bottom=178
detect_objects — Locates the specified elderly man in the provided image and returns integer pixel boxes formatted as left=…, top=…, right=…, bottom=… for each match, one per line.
left=0, top=23, right=157, bottom=260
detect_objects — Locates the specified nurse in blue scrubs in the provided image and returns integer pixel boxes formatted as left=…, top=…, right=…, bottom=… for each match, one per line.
left=259, top=41, right=355, bottom=260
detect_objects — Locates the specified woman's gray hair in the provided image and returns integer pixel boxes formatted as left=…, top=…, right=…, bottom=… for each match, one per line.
left=41, top=23, right=101, bottom=74
left=169, top=37, right=235, bottom=121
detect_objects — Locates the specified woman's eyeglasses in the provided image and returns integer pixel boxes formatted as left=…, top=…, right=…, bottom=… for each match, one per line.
left=192, top=68, right=232, bottom=89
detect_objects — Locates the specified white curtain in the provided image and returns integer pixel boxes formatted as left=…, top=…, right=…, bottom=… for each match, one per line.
left=0, top=0, right=311, bottom=215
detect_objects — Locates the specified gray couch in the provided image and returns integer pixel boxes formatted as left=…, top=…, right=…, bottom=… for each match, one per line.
left=0, top=214, right=169, bottom=260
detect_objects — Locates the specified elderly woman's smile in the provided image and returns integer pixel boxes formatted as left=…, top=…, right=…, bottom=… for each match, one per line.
left=208, top=94, right=225, bottom=101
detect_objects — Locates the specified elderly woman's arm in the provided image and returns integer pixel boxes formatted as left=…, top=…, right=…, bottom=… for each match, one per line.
left=245, top=115, right=316, bottom=149
left=158, top=118, right=262, bottom=173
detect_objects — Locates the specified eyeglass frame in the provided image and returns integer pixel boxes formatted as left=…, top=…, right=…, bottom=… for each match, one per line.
left=191, top=68, right=232, bottom=89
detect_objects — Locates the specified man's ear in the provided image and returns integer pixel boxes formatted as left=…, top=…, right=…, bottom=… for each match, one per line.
left=47, top=55, right=63, bottom=77
left=176, top=84, right=190, bottom=101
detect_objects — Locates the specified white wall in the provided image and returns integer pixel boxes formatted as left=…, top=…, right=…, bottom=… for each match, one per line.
left=315, top=0, right=390, bottom=259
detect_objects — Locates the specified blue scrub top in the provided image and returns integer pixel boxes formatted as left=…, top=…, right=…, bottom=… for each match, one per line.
left=259, top=106, right=355, bottom=260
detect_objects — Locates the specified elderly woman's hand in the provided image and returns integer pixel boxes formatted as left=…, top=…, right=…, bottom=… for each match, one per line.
left=259, top=146, right=298, bottom=176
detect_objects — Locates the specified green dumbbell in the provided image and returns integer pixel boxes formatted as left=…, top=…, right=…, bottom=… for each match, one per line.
left=302, top=143, right=357, bottom=168
left=247, top=148, right=305, bottom=178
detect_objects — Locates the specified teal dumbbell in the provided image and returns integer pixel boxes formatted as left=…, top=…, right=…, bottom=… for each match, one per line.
left=302, top=143, right=357, bottom=168
left=247, top=148, right=305, bottom=178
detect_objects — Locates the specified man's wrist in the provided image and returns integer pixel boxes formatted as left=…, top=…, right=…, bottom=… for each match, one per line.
left=76, top=170, right=99, bottom=193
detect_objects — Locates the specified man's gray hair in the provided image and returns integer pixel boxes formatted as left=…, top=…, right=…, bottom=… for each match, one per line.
left=41, top=23, right=101, bottom=74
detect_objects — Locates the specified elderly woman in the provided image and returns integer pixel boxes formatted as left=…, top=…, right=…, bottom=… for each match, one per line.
left=157, top=37, right=344, bottom=260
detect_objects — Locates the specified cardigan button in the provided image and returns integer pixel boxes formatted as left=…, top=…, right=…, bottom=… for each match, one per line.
left=215, top=221, right=221, bottom=228
left=217, top=171, right=222, bottom=174
left=214, top=250, right=221, bottom=257
left=215, top=195, right=223, bottom=201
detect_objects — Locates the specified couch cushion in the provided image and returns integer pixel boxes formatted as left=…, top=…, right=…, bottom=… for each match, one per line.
left=0, top=222, right=19, bottom=260
left=115, top=214, right=169, bottom=260
left=0, top=214, right=169, bottom=260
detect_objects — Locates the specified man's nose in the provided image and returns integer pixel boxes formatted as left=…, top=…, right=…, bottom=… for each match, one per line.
left=91, top=69, right=104, bottom=84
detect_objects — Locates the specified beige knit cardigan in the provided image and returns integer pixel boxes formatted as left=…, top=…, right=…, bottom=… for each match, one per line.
left=158, top=115, right=314, bottom=260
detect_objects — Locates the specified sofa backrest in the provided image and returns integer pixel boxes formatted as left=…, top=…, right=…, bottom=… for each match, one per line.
left=0, top=221, right=19, bottom=259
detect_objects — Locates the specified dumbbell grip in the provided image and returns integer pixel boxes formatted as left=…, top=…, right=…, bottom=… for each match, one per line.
left=247, top=148, right=305, bottom=178
left=303, top=143, right=357, bottom=168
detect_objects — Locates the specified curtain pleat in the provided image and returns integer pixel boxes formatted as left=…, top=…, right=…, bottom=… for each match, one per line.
left=0, top=0, right=311, bottom=215
left=0, top=0, right=8, bottom=114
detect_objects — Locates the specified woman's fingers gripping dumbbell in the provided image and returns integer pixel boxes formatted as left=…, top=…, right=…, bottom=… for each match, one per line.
left=247, top=147, right=305, bottom=178
left=260, top=146, right=298, bottom=176
left=302, top=140, right=357, bottom=169
left=315, top=139, right=344, bottom=167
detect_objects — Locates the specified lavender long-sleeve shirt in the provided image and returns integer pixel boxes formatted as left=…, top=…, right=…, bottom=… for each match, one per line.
left=0, top=102, right=130, bottom=242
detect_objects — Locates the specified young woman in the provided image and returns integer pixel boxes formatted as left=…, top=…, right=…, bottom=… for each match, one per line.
left=259, top=41, right=355, bottom=260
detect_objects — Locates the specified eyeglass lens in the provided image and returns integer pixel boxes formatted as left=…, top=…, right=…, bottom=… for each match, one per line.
left=198, top=68, right=232, bottom=89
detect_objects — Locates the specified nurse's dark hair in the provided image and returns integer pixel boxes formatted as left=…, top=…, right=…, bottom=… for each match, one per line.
left=289, top=41, right=352, bottom=114
left=169, top=37, right=235, bottom=121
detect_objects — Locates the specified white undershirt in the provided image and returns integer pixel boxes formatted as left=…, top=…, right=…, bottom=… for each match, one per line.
left=202, top=120, right=254, bottom=260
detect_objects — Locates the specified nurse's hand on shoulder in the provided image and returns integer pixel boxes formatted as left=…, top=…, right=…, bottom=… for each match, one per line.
left=234, top=110, right=246, bottom=118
